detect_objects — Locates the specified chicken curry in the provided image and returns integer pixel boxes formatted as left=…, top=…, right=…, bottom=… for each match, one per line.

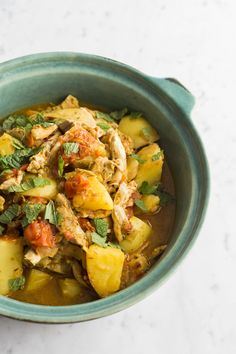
left=0, top=95, right=175, bottom=305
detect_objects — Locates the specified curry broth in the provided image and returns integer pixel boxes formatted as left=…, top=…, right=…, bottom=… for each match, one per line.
left=5, top=100, right=175, bottom=306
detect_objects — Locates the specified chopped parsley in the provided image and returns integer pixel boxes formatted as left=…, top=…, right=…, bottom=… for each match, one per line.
left=9, top=276, right=25, bottom=291
left=8, top=177, right=50, bottom=193
left=21, top=203, right=42, bottom=227
left=129, top=153, right=146, bottom=164
left=63, top=142, right=79, bottom=156
left=134, top=199, right=147, bottom=212
left=0, top=204, right=21, bottom=224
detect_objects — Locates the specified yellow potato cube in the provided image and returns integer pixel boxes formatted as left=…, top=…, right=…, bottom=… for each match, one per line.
left=86, top=244, right=125, bottom=297
left=0, top=133, right=16, bottom=156
left=25, top=269, right=52, bottom=292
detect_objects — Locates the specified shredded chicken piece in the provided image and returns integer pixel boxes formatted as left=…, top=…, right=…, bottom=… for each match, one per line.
left=107, top=129, right=127, bottom=189
left=112, top=181, right=137, bottom=242
left=0, top=195, right=5, bottom=211
left=92, top=156, right=116, bottom=185
left=24, top=249, right=42, bottom=265
left=55, top=193, right=88, bottom=250
left=0, top=170, right=24, bottom=190
left=27, top=132, right=61, bottom=174
left=58, top=95, right=80, bottom=109
left=31, top=124, right=58, bottom=141
left=77, top=209, right=112, bottom=219
left=118, top=131, right=134, bottom=155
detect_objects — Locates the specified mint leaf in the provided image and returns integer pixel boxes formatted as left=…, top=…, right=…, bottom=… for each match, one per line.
left=134, top=199, right=147, bottom=212
left=11, top=137, right=25, bottom=150
left=21, top=203, right=42, bottom=227
left=139, top=181, right=158, bottom=195
left=91, top=232, right=107, bottom=247
left=107, top=242, right=121, bottom=249
left=155, top=190, right=174, bottom=206
left=129, top=111, right=142, bottom=119
left=9, top=276, right=25, bottom=291
left=97, top=122, right=110, bottom=131
left=93, top=218, right=108, bottom=238
left=129, top=153, right=146, bottom=164
left=110, top=108, right=128, bottom=121
left=0, top=204, right=21, bottom=224
left=0, top=224, right=5, bottom=235
left=31, top=113, right=55, bottom=127
left=8, top=177, right=50, bottom=193
left=0, top=147, right=40, bottom=170
left=44, top=200, right=59, bottom=226
left=141, top=127, right=153, bottom=140
left=96, top=111, right=114, bottom=122
left=152, top=151, right=163, bottom=161
left=58, top=155, right=64, bottom=177
left=63, top=142, right=79, bottom=156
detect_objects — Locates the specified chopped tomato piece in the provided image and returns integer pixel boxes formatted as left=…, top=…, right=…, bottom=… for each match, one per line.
left=79, top=218, right=95, bottom=232
left=24, top=220, right=55, bottom=248
left=27, top=197, right=48, bottom=205
left=65, top=173, right=89, bottom=198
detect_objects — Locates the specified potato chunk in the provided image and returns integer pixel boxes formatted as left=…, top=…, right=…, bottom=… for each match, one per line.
left=73, top=174, right=113, bottom=211
left=119, top=116, right=158, bottom=148
left=22, top=177, right=58, bottom=199
left=120, top=216, right=152, bottom=253
left=86, top=244, right=125, bottom=297
left=25, top=269, right=52, bottom=292
left=0, top=133, right=16, bottom=156
left=0, top=236, right=23, bottom=295
left=142, top=195, right=160, bottom=213
left=135, top=143, right=164, bottom=187
left=58, top=278, right=83, bottom=298
left=127, top=156, right=139, bottom=181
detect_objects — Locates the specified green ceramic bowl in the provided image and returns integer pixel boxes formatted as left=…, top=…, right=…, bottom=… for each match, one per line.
left=0, top=52, right=209, bottom=323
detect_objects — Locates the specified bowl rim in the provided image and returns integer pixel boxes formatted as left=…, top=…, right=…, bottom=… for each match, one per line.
left=0, top=52, right=210, bottom=323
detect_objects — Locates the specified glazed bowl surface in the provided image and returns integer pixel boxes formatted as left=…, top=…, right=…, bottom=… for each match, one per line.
left=0, top=52, right=209, bottom=323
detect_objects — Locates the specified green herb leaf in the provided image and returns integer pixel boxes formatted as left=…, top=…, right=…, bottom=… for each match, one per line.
left=63, top=142, right=79, bottom=156
left=8, top=177, right=50, bottom=193
left=91, top=232, right=107, bottom=247
left=96, top=111, right=114, bottom=122
left=11, top=137, right=25, bottom=150
left=134, top=199, right=147, bottom=212
left=44, top=200, right=58, bottom=226
left=107, top=242, right=121, bottom=249
left=152, top=150, right=164, bottom=161
left=0, top=147, right=40, bottom=170
left=0, top=224, right=5, bottom=235
left=141, top=127, right=153, bottom=140
left=155, top=190, right=174, bottom=206
left=129, top=111, right=143, bottom=119
left=0, top=204, right=21, bottom=224
left=129, top=153, right=146, bottom=164
left=58, top=155, right=64, bottom=177
left=2, top=116, right=16, bottom=130
left=110, top=108, right=128, bottom=121
left=8, top=276, right=25, bottom=291
left=93, top=218, right=108, bottom=238
left=97, top=122, right=110, bottom=131
left=31, top=113, right=55, bottom=128
left=21, top=203, right=42, bottom=227
left=138, top=181, right=158, bottom=195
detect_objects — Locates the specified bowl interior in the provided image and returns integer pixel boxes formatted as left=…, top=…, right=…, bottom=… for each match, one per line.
left=0, top=53, right=208, bottom=322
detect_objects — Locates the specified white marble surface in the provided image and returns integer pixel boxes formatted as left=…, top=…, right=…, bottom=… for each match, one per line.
left=0, top=0, right=235, bottom=353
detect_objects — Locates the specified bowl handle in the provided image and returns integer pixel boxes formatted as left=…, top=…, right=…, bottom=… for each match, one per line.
left=150, top=77, right=195, bottom=117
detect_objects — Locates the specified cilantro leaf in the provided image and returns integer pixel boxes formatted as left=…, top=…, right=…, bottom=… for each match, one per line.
left=93, top=218, right=108, bottom=238
left=91, top=232, right=107, bottom=247
left=0, top=204, right=21, bottom=224
left=97, top=122, right=110, bottom=131
left=44, top=200, right=59, bottom=226
left=9, top=276, right=25, bottom=291
left=58, top=155, right=64, bottom=177
left=134, top=199, right=147, bottom=212
left=110, top=108, right=128, bottom=121
left=138, top=181, right=158, bottom=195
left=129, top=153, right=146, bottom=164
left=152, top=151, right=164, bottom=161
left=0, top=147, right=40, bottom=170
left=96, top=111, right=114, bottom=122
left=8, top=177, right=50, bottom=193
left=21, top=203, right=42, bottom=227
left=63, top=142, right=79, bottom=156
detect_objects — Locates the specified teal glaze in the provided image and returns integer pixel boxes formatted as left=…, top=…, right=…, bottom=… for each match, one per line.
left=0, top=53, right=209, bottom=323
